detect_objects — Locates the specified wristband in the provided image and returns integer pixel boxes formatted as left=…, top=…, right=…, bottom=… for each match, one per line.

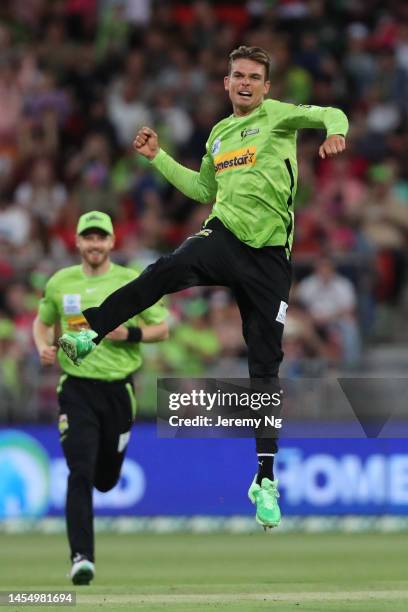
left=126, top=326, right=143, bottom=343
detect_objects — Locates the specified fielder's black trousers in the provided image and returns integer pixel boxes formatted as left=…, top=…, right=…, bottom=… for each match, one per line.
left=84, top=217, right=292, bottom=453
left=58, top=375, right=135, bottom=562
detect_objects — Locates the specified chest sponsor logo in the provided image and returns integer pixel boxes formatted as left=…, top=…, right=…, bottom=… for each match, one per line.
left=63, top=294, right=81, bottom=314
left=66, top=315, right=89, bottom=331
left=211, top=137, right=221, bottom=155
left=241, top=128, right=260, bottom=139
left=214, top=147, right=256, bottom=174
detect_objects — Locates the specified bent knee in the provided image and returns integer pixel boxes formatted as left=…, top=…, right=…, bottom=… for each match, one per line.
left=94, top=474, right=120, bottom=493
left=68, top=467, right=94, bottom=485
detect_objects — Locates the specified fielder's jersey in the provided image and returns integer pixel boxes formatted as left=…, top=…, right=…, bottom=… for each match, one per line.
left=151, top=99, right=348, bottom=251
left=38, top=263, right=167, bottom=381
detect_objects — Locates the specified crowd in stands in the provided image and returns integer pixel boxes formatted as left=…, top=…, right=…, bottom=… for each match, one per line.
left=0, top=0, right=407, bottom=421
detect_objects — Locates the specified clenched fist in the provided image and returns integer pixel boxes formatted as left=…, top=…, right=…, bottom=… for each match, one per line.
left=39, top=345, right=57, bottom=366
left=133, top=127, right=160, bottom=161
left=319, top=135, right=346, bottom=159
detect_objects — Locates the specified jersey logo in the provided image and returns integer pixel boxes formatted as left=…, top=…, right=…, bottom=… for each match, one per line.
left=63, top=294, right=81, bottom=314
left=66, top=315, right=89, bottom=331
left=276, top=301, right=288, bottom=325
left=118, top=431, right=131, bottom=452
left=214, top=147, right=256, bottom=174
left=196, top=228, right=213, bottom=238
left=186, top=228, right=213, bottom=240
left=241, top=128, right=260, bottom=139
left=211, top=138, right=222, bottom=155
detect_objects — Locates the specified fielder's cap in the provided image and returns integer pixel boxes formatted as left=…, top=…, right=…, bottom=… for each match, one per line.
left=76, top=211, right=114, bottom=235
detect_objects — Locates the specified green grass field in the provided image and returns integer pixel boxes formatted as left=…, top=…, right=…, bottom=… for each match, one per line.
left=2, top=532, right=408, bottom=611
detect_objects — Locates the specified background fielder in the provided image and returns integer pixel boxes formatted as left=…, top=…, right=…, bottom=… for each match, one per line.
left=33, top=211, right=168, bottom=584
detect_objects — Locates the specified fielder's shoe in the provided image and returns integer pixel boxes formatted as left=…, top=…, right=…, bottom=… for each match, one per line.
left=248, top=475, right=281, bottom=530
left=58, top=329, right=98, bottom=366
left=70, top=554, right=95, bottom=585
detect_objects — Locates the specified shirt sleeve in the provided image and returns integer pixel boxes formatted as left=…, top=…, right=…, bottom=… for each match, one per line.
left=275, top=102, right=349, bottom=137
left=139, top=299, right=169, bottom=325
left=150, top=148, right=217, bottom=204
left=38, top=278, right=59, bottom=326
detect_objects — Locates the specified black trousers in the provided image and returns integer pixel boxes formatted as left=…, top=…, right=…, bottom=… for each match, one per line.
left=84, top=218, right=292, bottom=452
left=58, top=375, right=135, bottom=562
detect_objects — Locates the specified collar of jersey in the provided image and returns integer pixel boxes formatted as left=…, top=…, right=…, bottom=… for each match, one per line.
left=80, top=262, right=113, bottom=280
left=231, top=100, right=264, bottom=121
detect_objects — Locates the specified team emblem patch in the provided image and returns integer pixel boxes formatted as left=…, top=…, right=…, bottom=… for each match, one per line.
left=63, top=294, right=81, bottom=314
left=211, top=138, right=221, bottom=155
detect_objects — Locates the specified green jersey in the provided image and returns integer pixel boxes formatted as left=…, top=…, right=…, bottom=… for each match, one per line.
left=151, top=99, right=348, bottom=251
left=38, top=263, right=167, bottom=381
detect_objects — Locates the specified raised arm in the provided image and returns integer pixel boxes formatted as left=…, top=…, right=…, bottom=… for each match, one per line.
left=133, top=126, right=217, bottom=204
left=275, top=102, right=348, bottom=159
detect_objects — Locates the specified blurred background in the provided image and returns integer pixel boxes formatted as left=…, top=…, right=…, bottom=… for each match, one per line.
left=0, top=0, right=408, bottom=525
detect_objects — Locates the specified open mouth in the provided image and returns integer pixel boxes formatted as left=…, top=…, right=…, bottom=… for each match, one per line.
left=238, top=91, right=252, bottom=99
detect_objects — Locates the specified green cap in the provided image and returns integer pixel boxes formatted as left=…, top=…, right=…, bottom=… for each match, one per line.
left=76, top=211, right=114, bottom=235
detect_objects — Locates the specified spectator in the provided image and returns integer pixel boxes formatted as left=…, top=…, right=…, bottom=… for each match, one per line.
left=282, top=299, right=329, bottom=376
left=14, top=158, right=67, bottom=252
left=108, top=76, right=152, bottom=147
left=0, top=193, right=31, bottom=252
left=296, top=258, right=361, bottom=367
left=153, top=89, right=194, bottom=149
left=360, top=162, right=408, bottom=305
left=0, top=318, right=23, bottom=421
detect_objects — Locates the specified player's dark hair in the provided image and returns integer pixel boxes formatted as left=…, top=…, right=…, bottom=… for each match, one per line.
left=228, top=46, right=271, bottom=81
